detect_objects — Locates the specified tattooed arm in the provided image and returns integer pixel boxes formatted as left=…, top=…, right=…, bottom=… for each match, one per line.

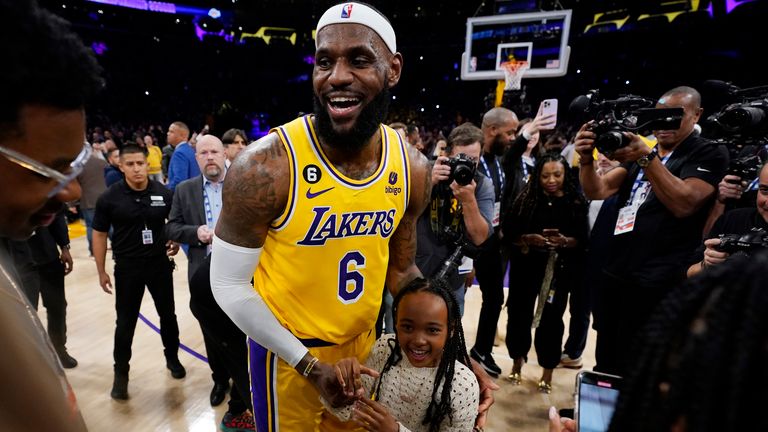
left=216, top=133, right=288, bottom=247
left=386, top=146, right=432, bottom=297
left=211, top=132, right=353, bottom=406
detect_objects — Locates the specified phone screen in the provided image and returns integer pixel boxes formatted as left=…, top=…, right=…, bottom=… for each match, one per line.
left=578, top=373, right=621, bottom=432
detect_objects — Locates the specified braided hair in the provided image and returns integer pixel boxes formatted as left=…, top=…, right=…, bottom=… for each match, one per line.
left=374, top=278, right=471, bottom=432
left=608, top=251, right=768, bottom=432
left=508, top=151, right=585, bottom=233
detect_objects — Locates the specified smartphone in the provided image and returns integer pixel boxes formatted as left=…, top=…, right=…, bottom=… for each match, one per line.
left=540, top=98, right=558, bottom=129
left=542, top=228, right=560, bottom=238
left=575, top=370, right=622, bottom=432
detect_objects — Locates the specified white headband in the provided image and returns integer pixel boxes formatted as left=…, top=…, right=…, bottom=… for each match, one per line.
left=316, top=3, right=396, bottom=54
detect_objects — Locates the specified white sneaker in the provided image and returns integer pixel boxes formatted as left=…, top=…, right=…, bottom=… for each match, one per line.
left=559, top=354, right=583, bottom=369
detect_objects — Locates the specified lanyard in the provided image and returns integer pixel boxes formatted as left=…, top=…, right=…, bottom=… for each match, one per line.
left=521, top=157, right=534, bottom=182
left=480, top=155, right=505, bottom=198
left=628, top=151, right=673, bottom=206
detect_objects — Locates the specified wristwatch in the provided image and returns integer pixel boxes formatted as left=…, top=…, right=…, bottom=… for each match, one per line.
left=61, top=244, right=71, bottom=250
left=637, top=151, right=658, bottom=168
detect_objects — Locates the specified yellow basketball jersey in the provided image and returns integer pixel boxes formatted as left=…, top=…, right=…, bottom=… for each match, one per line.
left=254, top=115, right=411, bottom=345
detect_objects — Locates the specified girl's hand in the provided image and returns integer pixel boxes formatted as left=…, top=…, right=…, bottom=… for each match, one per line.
left=334, top=358, right=380, bottom=398
left=351, top=397, right=399, bottom=432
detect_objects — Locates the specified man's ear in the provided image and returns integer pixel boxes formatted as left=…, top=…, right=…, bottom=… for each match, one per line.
left=387, top=53, right=403, bottom=88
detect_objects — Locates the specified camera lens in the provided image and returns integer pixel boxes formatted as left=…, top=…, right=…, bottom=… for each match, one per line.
left=719, top=106, right=766, bottom=132
left=453, top=165, right=474, bottom=186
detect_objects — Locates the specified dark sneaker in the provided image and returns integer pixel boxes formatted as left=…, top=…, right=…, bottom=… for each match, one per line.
left=58, top=351, right=78, bottom=369
left=110, top=373, right=129, bottom=400
left=220, top=411, right=255, bottom=432
left=470, top=348, right=501, bottom=377
left=166, top=358, right=186, bottom=379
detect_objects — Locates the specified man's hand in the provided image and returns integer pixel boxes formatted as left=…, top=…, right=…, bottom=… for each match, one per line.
left=166, top=240, right=179, bottom=256
left=611, top=133, right=651, bottom=163
left=703, top=238, right=729, bottom=267
left=333, top=357, right=380, bottom=399
left=574, top=122, right=597, bottom=164
left=99, top=272, right=113, bottom=294
left=470, top=358, right=499, bottom=429
left=717, top=175, right=746, bottom=203
left=60, top=248, right=73, bottom=275
left=548, top=407, right=577, bottom=432
left=450, top=179, right=477, bottom=204
left=351, top=397, right=399, bottom=432
left=308, top=361, right=357, bottom=408
left=197, top=225, right=213, bottom=244
left=432, top=156, right=451, bottom=186
left=465, top=269, right=476, bottom=289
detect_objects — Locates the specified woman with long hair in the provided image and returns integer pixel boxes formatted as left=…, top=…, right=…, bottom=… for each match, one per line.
left=502, top=152, right=589, bottom=393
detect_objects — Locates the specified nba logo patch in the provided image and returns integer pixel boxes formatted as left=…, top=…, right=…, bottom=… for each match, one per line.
left=341, top=4, right=353, bottom=18
left=388, top=171, right=398, bottom=185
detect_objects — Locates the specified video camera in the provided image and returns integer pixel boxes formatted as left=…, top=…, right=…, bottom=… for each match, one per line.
left=726, top=154, right=762, bottom=185
left=705, top=80, right=768, bottom=156
left=442, top=153, right=476, bottom=186
left=716, top=228, right=768, bottom=256
left=569, top=90, right=683, bottom=158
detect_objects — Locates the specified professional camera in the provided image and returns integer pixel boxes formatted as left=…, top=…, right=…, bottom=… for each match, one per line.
left=726, top=154, right=762, bottom=184
left=433, top=226, right=479, bottom=284
left=716, top=228, right=768, bottom=256
left=705, top=81, right=768, bottom=154
left=569, top=90, right=683, bottom=158
left=443, top=153, right=476, bottom=186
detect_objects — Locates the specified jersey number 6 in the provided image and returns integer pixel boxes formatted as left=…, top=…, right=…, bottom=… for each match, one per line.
left=338, top=251, right=366, bottom=304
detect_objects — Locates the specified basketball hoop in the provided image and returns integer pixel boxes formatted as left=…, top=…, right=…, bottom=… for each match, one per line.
left=500, top=60, right=529, bottom=91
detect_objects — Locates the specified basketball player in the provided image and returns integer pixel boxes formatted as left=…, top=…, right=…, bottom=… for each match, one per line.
left=211, top=3, right=495, bottom=430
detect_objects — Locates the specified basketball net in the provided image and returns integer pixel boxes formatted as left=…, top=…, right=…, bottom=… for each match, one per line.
left=501, top=59, right=528, bottom=91
left=495, top=59, right=529, bottom=107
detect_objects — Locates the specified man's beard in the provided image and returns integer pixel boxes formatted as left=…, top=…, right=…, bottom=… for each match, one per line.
left=491, top=134, right=506, bottom=156
left=313, top=87, right=390, bottom=152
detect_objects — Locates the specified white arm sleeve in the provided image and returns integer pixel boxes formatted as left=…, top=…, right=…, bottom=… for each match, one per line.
left=210, top=234, right=308, bottom=367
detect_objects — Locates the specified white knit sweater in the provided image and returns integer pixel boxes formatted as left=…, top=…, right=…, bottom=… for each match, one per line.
left=325, top=334, right=479, bottom=432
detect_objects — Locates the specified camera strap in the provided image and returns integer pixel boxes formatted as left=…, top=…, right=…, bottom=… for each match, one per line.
left=429, top=195, right=462, bottom=240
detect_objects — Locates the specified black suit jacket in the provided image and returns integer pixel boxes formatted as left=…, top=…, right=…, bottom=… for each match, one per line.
left=165, top=175, right=208, bottom=281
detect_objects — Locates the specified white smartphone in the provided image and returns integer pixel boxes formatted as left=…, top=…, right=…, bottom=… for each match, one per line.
left=540, top=98, right=558, bottom=129
left=575, top=370, right=622, bottom=432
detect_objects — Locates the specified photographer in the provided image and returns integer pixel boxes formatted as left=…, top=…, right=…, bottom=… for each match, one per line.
left=688, top=161, right=768, bottom=277
left=574, top=86, right=728, bottom=376
left=415, top=123, right=494, bottom=315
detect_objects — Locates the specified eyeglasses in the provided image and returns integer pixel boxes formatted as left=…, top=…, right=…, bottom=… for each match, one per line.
left=0, top=141, right=92, bottom=198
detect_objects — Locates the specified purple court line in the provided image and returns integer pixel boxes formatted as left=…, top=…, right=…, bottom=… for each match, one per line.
left=138, top=312, right=209, bottom=363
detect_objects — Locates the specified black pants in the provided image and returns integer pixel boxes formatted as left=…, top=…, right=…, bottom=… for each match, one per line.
left=113, top=257, right=180, bottom=374
left=505, top=253, right=571, bottom=370
left=190, top=256, right=251, bottom=415
left=593, top=271, right=670, bottom=377
left=19, top=260, right=68, bottom=352
left=563, top=262, right=591, bottom=359
left=472, top=234, right=506, bottom=356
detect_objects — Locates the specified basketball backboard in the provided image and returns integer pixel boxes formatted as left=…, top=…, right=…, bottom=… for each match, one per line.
left=461, top=10, right=573, bottom=80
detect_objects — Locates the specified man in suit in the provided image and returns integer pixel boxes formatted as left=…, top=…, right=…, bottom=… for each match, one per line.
left=166, top=134, right=234, bottom=407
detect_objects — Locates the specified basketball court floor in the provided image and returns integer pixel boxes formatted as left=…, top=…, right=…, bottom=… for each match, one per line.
left=47, top=222, right=596, bottom=431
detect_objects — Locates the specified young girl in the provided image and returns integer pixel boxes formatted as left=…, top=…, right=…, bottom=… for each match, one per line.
left=502, top=152, right=588, bottom=393
left=326, top=278, right=479, bottom=432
